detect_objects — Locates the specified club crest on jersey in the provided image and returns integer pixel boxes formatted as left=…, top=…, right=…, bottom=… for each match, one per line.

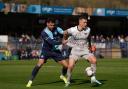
left=54, top=31, right=57, bottom=35
left=84, top=33, right=88, bottom=35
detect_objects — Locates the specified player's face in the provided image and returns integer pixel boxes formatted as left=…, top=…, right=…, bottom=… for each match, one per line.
left=47, top=22, right=55, bottom=30
left=79, top=19, right=87, bottom=29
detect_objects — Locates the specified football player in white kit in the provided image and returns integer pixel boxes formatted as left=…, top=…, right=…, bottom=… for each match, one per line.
left=63, top=15, right=102, bottom=87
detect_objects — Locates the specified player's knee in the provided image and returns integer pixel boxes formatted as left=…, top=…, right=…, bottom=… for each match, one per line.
left=92, top=59, right=97, bottom=64
left=68, top=64, right=74, bottom=69
left=37, top=59, right=45, bottom=66
left=37, top=63, right=43, bottom=67
left=88, top=57, right=97, bottom=64
left=58, top=60, right=68, bottom=68
left=63, top=63, right=68, bottom=68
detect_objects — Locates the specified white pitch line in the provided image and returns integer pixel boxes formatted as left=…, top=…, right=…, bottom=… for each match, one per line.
left=43, top=66, right=58, bottom=68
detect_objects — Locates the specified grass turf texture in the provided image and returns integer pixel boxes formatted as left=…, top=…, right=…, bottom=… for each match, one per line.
left=0, top=58, right=128, bottom=89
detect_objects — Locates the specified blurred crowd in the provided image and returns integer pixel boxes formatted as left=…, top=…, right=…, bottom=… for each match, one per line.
left=0, top=34, right=41, bottom=60
left=91, top=35, right=128, bottom=43
left=0, top=34, right=128, bottom=60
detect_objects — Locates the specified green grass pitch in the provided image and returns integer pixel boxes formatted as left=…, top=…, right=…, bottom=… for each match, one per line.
left=0, top=58, right=128, bottom=89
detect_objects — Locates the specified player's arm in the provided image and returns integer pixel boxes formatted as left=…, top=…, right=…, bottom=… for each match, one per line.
left=87, top=28, right=96, bottom=52
left=57, top=27, right=64, bottom=35
left=42, top=32, right=61, bottom=45
left=63, top=30, right=68, bottom=39
left=87, top=34, right=91, bottom=48
left=87, top=34, right=96, bottom=52
left=62, top=30, right=69, bottom=44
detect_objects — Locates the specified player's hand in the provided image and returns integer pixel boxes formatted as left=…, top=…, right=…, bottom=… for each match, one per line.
left=89, top=45, right=96, bottom=52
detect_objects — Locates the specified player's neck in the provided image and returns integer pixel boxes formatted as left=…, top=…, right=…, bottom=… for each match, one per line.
left=47, top=27, right=53, bottom=32
left=77, top=25, right=84, bottom=31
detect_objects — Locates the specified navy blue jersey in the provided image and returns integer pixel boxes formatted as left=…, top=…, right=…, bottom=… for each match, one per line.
left=40, top=27, right=65, bottom=61
left=52, top=27, right=64, bottom=41
left=41, top=27, right=61, bottom=50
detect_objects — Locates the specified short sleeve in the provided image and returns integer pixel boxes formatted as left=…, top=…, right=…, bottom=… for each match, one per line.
left=57, top=27, right=64, bottom=34
left=86, top=27, right=91, bottom=37
left=67, top=27, right=74, bottom=34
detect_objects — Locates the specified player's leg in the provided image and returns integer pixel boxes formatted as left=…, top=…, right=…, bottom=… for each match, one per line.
left=60, top=45, right=70, bottom=77
left=51, top=50, right=68, bottom=84
left=87, top=54, right=97, bottom=75
left=60, top=59, right=68, bottom=79
left=58, top=59, right=68, bottom=74
left=86, top=54, right=102, bottom=84
left=26, top=59, right=46, bottom=87
left=65, top=55, right=78, bottom=87
left=30, top=59, right=46, bottom=81
left=57, top=59, right=68, bottom=84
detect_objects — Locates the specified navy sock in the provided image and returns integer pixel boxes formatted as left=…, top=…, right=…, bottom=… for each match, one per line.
left=62, top=67, right=67, bottom=76
left=30, top=65, right=41, bottom=81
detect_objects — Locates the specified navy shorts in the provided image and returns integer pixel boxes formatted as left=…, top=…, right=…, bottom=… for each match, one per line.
left=61, top=45, right=71, bottom=58
left=40, top=50, right=65, bottom=62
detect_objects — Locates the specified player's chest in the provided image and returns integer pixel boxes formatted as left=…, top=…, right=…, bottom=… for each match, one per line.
left=72, top=31, right=88, bottom=39
left=52, top=31, right=59, bottom=36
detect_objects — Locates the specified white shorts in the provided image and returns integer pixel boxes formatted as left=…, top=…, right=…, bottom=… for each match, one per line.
left=69, top=47, right=94, bottom=61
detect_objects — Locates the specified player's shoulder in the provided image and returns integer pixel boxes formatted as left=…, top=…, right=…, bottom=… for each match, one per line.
left=86, top=27, right=91, bottom=30
left=85, top=27, right=91, bottom=32
left=70, top=26, right=77, bottom=30
left=57, top=27, right=62, bottom=30
left=56, top=27, right=64, bottom=34
left=67, top=26, right=77, bottom=31
left=67, top=26, right=77, bottom=34
left=41, top=28, right=49, bottom=36
left=41, top=30, right=47, bottom=36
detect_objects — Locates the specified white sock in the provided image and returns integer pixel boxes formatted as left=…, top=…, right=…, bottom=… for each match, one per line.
left=91, top=64, right=96, bottom=75
left=67, top=69, right=71, bottom=82
left=91, top=75, right=96, bottom=79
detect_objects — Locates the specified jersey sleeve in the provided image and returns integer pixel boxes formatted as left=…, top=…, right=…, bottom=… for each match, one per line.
left=86, top=27, right=91, bottom=48
left=67, top=27, right=74, bottom=35
left=57, top=27, right=64, bottom=34
left=86, top=27, right=91, bottom=37
left=41, top=32, right=61, bottom=46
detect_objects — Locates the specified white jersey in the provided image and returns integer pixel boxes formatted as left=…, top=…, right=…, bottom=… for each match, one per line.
left=67, top=26, right=93, bottom=60
left=66, top=26, right=91, bottom=56
left=67, top=26, right=90, bottom=49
